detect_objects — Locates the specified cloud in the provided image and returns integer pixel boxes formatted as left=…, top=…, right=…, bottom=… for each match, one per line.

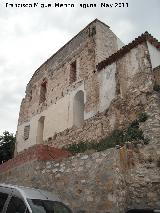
left=0, top=0, right=160, bottom=134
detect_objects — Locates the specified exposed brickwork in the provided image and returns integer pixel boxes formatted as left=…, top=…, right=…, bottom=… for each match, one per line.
left=0, top=145, right=71, bottom=173
left=0, top=145, right=160, bottom=213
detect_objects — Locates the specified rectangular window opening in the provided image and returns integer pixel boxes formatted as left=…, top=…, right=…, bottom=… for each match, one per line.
left=70, top=60, right=77, bottom=84
left=39, top=81, right=47, bottom=104
left=24, top=125, right=30, bottom=140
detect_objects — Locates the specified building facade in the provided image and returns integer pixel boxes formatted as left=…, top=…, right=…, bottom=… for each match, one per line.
left=15, top=19, right=160, bottom=154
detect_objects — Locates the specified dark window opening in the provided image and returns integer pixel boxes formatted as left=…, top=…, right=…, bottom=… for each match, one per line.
left=91, top=26, right=96, bottom=36
left=88, top=26, right=96, bottom=37
left=70, top=61, right=77, bottom=84
left=6, top=196, right=27, bottom=213
left=39, top=81, right=47, bottom=104
left=24, top=125, right=30, bottom=140
left=0, top=192, right=8, bottom=211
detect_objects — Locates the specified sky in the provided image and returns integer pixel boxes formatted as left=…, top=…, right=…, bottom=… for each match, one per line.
left=0, top=0, right=160, bottom=134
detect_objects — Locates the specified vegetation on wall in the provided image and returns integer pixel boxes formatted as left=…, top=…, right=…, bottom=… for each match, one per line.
left=0, top=131, right=16, bottom=164
left=63, top=112, right=149, bottom=154
left=153, top=84, right=160, bottom=92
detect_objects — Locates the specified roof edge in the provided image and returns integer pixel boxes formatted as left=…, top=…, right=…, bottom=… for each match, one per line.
left=97, top=31, right=160, bottom=71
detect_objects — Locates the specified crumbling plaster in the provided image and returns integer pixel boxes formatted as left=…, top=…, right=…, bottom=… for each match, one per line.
left=147, top=41, right=160, bottom=69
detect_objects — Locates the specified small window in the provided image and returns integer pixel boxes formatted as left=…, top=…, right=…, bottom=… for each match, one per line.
left=24, top=125, right=30, bottom=140
left=39, top=81, right=47, bottom=104
left=0, top=192, right=8, bottom=211
left=69, top=61, right=77, bottom=84
left=6, top=196, right=27, bottom=213
left=88, top=26, right=96, bottom=37
left=91, top=26, right=96, bottom=36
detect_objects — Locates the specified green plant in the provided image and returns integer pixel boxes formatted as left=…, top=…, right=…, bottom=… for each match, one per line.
left=96, top=136, right=114, bottom=152
left=64, top=142, right=93, bottom=154
left=63, top=130, right=125, bottom=154
left=124, top=124, right=144, bottom=142
left=138, top=112, right=148, bottom=123
left=64, top=113, right=149, bottom=155
left=143, top=138, right=150, bottom=145
left=0, top=131, right=16, bottom=164
left=153, top=84, right=160, bottom=92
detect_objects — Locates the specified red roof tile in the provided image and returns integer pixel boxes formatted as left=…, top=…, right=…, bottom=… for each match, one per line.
left=97, top=32, right=160, bottom=71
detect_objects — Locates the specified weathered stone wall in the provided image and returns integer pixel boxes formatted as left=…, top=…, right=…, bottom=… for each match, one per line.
left=16, top=84, right=85, bottom=153
left=0, top=145, right=160, bottom=213
left=16, top=21, right=159, bottom=157
left=46, top=92, right=159, bottom=150
left=116, top=42, right=153, bottom=99
left=16, top=39, right=159, bottom=156
left=95, top=21, right=123, bottom=64
left=16, top=23, right=96, bottom=152
left=0, top=148, right=127, bottom=213
left=16, top=20, right=124, bottom=153
left=18, top=20, right=123, bottom=126
left=45, top=95, right=143, bottom=149
left=18, top=26, right=96, bottom=125
left=45, top=42, right=155, bottom=148
left=127, top=147, right=160, bottom=210
left=153, top=65, right=160, bottom=85
left=142, top=93, right=160, bottom=146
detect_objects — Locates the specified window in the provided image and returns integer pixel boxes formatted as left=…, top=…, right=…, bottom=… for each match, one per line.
left=54, top=201, right=72, bottom=213
left=39, top=81, right=47, bottom=104
left=27, top=199, right=72, bottom=213
left=69, top=61, right=77, bottom=84
left=88, top=26, right=96, bottom=37
left=0, top=192, right=8, bottom=211
left=91, top=26, right=96, bottom=36
left=24, top=125, right=30, bottom=140
left=6, top=196, right=27, bottom=213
